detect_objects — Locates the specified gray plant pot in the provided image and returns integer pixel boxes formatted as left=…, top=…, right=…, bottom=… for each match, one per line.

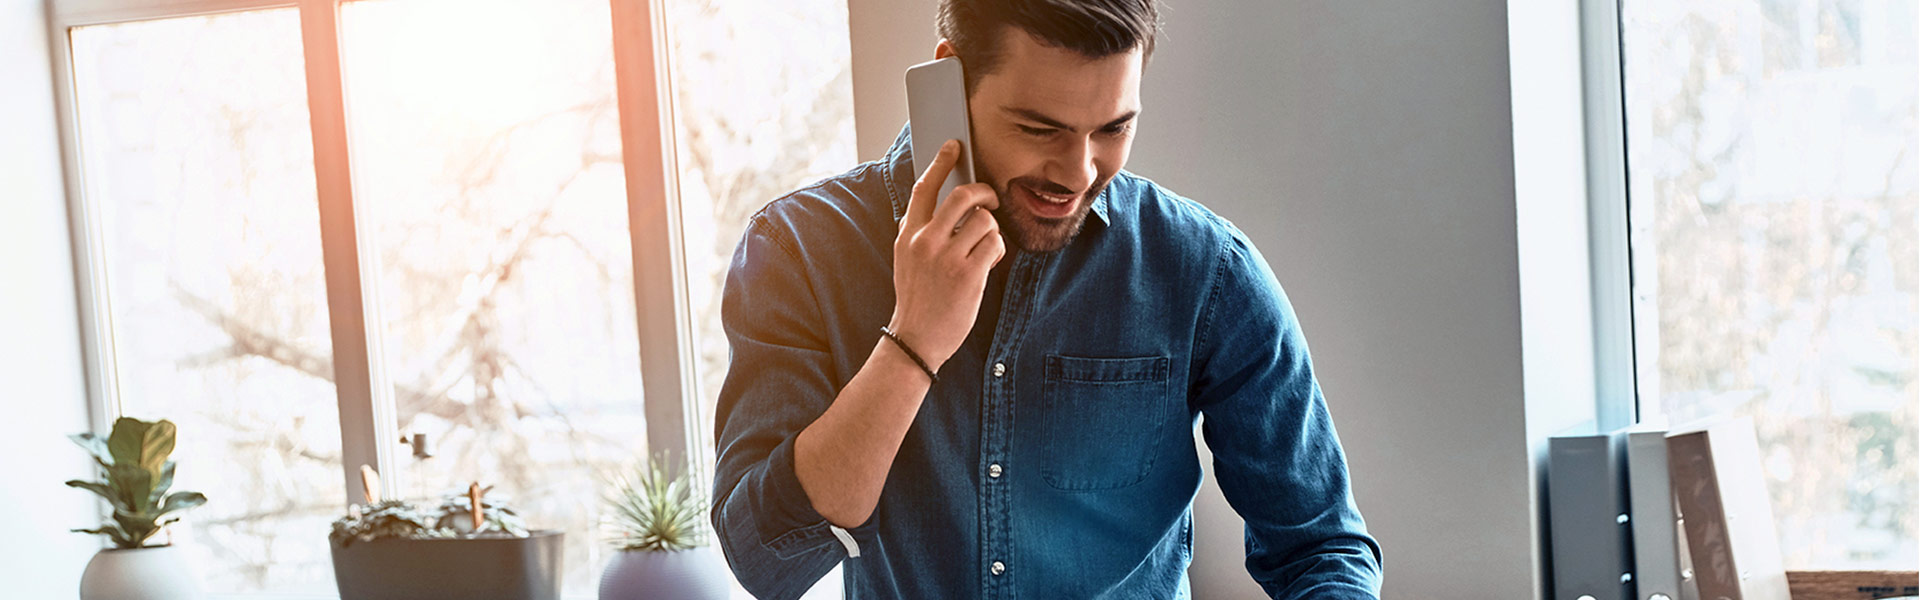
left=597, top=546, right=730, bottom=600
left=329, top=531, right=564, bottom=600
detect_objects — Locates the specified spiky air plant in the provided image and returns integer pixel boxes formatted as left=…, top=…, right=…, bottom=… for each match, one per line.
left=602, top=455, right=709, bottom=552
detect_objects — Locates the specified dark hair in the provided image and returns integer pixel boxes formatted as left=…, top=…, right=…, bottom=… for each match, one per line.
left=936, top=0, right=1161, bottom=90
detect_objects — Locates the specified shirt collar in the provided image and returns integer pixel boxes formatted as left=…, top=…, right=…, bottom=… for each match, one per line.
left=883, top=122, right=1111, bottom=228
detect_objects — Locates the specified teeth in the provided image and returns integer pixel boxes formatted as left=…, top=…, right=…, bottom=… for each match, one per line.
left=1029, top=187, right=1075, bottom=204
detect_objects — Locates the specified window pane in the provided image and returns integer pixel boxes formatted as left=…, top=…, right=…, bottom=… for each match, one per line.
left=663, top=0, right=855, bottom=595
left=339, top=0, right=644, bottom=591
left=666, top=0, right=855, bottom=484
left=1622, top=0, right=1917, bottom=569
left=70, top=9, right=343, bottom=594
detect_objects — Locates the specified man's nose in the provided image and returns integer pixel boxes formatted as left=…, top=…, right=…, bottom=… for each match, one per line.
left=1047, top=137, right=1098, bottom=194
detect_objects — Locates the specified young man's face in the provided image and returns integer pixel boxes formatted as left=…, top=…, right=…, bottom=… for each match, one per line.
left=937, top=28, right=1144, bottom=253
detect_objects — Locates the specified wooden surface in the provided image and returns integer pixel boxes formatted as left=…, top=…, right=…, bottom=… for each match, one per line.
left=1788, top=571, right=1919, bottom=600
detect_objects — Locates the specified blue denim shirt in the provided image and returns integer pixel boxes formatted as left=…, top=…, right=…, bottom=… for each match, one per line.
left=711, top=125, right=1382, bottom=599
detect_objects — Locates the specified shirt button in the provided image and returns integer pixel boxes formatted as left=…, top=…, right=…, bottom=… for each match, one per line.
left=992, top=362, right=1006, bottom=377
left=988, top=463, right=1003, bottom=478
left=990, top=560, right=1006, bottom=575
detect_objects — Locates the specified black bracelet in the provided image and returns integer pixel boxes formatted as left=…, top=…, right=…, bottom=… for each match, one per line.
left=879, top=326, right=939, bottom=385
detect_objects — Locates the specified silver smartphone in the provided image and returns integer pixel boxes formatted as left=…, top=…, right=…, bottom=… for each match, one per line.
left=905, top=57, right=976, bottom=208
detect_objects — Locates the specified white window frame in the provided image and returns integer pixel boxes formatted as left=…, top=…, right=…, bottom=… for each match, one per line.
left=1578, top=0, right=1640, bottom=432
left=43, top=0, right=704, bottom=506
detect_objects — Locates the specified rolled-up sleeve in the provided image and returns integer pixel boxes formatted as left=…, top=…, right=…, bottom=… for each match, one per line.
left=1190, top=232, right=1384, bottom=599
left=710, top=216, right=877, bottom=600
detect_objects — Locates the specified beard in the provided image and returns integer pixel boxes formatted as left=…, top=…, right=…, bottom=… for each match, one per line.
left=981, top=171, right=1115, bottom=253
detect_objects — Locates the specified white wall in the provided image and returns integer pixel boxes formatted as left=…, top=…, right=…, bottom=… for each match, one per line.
left=0, top=0, right=103, bottom=595
left=849, top=1, right=1607, bottom=598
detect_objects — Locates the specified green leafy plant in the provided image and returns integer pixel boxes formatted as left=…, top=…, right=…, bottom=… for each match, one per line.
left=66, top=417, right=209, bottom=549
left=603, top=455, right=708, bottom=552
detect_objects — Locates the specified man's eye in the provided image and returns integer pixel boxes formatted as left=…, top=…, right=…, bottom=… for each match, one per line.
left=1102, top=124, right=1132, bottom=136
left=1017, top=125, right=1054, bottom=137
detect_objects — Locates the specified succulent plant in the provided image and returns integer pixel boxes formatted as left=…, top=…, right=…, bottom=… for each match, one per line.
left=603, top=455, right=708, bottom=552
left=329, top=482, right=529, bottom=547
left=66, top=417, right=209, bottom=549
left=430, top=488, right=529, bottom=537
left=329, top=499, right=439, bottom=547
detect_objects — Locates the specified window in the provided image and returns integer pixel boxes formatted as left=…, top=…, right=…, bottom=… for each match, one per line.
left=663, top=0, right=856, bottom=477
left=1619, top=0, right=1917, bottom=569
left=338, top=0, right=646, bottom=591
left=52, top=0, right=855, bottom=596
left=662, top=0, right=856, bottom=596
left=68, top=8, right=344, bottom=593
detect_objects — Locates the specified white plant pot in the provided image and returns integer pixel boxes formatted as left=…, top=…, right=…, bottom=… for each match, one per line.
left=79, top=545, right=203, bottom=600
left=598, top=546, right=730, bottom=600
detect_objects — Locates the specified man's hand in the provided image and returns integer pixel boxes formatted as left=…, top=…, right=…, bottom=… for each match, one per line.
left=888, top=139, right=1007, bottom=369
left=791, top=139, right=1005, bottom=528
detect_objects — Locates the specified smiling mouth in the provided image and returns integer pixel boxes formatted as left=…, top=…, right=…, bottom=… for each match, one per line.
left=1028, top=185, right=1077, bottom=205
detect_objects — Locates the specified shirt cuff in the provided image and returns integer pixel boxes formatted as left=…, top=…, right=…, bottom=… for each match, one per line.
left=744, top=434, right=877, bottom=560
left=828, top=524, right=860, bottom=558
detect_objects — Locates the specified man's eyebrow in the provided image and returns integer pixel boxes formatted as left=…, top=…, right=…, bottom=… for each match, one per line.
left=1002, top=107, right=1138, bottom=133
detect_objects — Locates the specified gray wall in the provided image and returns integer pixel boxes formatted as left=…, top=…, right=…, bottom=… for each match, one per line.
left=847, top=0, right=934, bottom=162
left=848, top=1, right=1599, bottom=598
left=0, top=0, right=103, bottom=594
left=1126, top=2, right=1534, bottom=598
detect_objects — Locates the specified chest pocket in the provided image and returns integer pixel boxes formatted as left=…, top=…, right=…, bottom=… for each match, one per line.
left=1039, top=354, right=1172, bottom=491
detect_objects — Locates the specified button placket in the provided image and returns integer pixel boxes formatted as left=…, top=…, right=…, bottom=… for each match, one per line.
left=979, top=253, right=1042, bottom=598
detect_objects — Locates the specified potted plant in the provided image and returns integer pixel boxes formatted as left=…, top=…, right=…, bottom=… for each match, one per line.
left=66, top=417, right=210, bottom=600
left=328, top=471, right=564, bottom=600
left=597, top=455, right=729, bottom=600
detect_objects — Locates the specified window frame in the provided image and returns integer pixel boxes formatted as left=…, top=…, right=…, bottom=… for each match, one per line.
left=44, top=0, right=704, bottom=508
left=1579, top=0, right=1640, bottom=433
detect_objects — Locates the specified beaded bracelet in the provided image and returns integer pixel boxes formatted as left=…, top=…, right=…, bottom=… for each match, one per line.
left=879, top=326, right=939, bottom=385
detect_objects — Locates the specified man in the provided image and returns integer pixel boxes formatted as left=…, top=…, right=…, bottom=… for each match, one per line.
left=710, top=0, right=1383, bottom=597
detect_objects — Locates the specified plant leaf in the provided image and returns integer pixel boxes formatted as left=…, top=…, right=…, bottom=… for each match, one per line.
left=150, top=461, right=176, bottom=503
left=65, top=480, right=132, bottom=513
left=156, top=491, right=208, bottom=516
left=142, top=420, right=177, bottom=473
left=106, top=463, right=154, bottom=513
left=105, top=418, right=149, bottom=467
left=71, top=524, right=138, bottom=549
left=106, top=418, right=175, bottom=474
left=69, top=433, right=112, bottom=464
left=110, top=510, right=160, bottom=547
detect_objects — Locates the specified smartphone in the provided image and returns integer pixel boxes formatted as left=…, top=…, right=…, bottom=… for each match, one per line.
left=905, top=57, right=976, bottom=208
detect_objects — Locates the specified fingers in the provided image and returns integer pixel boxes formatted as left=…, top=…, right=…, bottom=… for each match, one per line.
left=967, top=224, right=1007, bottom=264
left=906, top=139, right=960, bottom=230
left=951, top=205, right=999, bottom=255
left=927, top=182, right=999, bottom=238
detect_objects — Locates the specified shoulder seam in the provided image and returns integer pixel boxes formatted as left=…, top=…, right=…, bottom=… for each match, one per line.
left=1192, top=235, right=1234, bottom=376
left=744, top=160, right=887, bottom=264
left=746, top=214, right=805, bottom=265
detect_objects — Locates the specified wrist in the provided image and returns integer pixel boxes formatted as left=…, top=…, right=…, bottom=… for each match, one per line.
left=879, top=326, right=941, bottom=384
left=881, top=319, right=951, bottom=370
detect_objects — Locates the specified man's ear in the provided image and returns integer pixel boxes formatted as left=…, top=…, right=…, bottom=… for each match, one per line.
left=935, top=39, right=957, bottom=60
